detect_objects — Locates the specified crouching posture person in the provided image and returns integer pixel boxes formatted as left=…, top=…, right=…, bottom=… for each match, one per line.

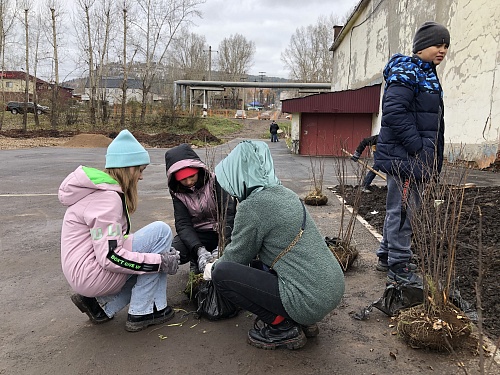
left=59, top=130, right=180, bottom=332
left=205, top=140, right=345, bottom=350
left=164, top=143, right=235, bottom=274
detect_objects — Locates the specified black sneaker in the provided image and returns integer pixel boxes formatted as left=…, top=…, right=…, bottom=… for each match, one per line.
left=125, top=306, right=175, bottom=332
left=247, top=318, right=307, bottom=350
left=387, top=263, right=421, bottom=285
left=376, top=258, right=389, bottom=272
left=301, top=323, right=319, bottom=338
left=71, top=294, right=112, bottom=324
left=378, top=259, right=417, bottom=273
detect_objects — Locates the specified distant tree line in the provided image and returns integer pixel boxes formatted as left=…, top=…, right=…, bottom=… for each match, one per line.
left=0, top=0, right=351, bottom=128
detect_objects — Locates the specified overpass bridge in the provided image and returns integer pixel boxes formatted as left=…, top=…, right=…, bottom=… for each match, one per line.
left=174, top=79, right=332, bottom=111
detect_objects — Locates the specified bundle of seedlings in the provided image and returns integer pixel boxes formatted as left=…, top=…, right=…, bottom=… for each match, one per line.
left=184, top=146, right=227, bottom=300
left=304, top=155, right=328, bottom=206
left=184, top=271, right=205, bottom=300
left=396, top=157, right=474, bottom=351
left=325, top=147, right=366, bottom=271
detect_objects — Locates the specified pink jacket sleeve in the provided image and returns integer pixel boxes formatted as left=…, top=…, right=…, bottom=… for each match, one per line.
left=84, top=191, right=162, bottom=274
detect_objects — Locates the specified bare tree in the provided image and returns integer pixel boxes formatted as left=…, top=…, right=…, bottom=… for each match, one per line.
left=132, top=0, right=204, bottom=123
left=217, top=33, right=254, bottom=80
left=217, top=33, right=255, bottom=107
left=281, top=14, right=344, bottom=82
left=48, top=1, right=61, bottom=128
left=0, top=0, right=17, bottom=130
left=120, top=0, right=131, bottom=127
left=170, top=26, right=207, bottom=80
left=21, top=1, right=30, bottom=131
left=75, top=0, right=116, bottom=126
left=31, top=13, right=43, bottom=128
left=75, top=0, right=97, bottom=124
left=115, top=0, right=143, bottom=128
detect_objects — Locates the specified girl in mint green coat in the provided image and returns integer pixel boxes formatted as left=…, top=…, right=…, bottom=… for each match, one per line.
left=209, top=140, right=345, bottom=350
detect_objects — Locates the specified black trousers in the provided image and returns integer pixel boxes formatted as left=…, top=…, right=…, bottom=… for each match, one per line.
left=172, top=230, right=219, bottom=265
left=211, top=261, right=289, bottom=324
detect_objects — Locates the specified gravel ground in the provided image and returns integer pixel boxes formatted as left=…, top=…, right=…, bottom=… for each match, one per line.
left=0, top=135, right=72, bottom=149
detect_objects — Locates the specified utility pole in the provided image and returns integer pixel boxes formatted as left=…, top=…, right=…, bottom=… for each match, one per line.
left=253, top=79, right=257, bottom=108
left=259, top=72, right=266, bottom=107
left=207, top=46, right=212, bottom=80
left=23, top=7, right=30, bottom=132
left=240, top=76, right=247, bottom=110
left=202, top=46, right=218, bottom=109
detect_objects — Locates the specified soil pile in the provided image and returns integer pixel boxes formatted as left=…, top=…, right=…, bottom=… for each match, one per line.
left=133, top=128, right=221, bottom=148
left=0, top=128, right=221, bottom=149
left=63, top=134, right=112, bottom=148
left=341, top=185, right=500, bottom=340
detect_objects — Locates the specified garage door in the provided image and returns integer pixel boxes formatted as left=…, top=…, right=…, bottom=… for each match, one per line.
left=299, top=113, right=373, bottom=156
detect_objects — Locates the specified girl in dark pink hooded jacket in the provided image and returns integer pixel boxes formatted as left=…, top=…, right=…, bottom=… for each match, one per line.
left=59, top=130, right=180, bottom=332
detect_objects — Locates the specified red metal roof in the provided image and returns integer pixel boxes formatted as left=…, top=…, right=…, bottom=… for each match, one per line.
left=281, top=84, right=381, bottom=114
left=0, top=70, right=50, bottom=84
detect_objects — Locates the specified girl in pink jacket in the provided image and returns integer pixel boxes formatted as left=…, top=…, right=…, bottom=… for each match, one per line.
left=59, top=130, right=180, bottom=332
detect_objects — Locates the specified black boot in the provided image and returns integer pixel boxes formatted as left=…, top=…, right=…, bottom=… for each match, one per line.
left=125, top=306, right=175, bottom=332
left=247, top=318, right=307, bottom=350
left=387, top=262, right=421, bottom=285
left=71, top=294, right=112, bottom=324
left=301, top=323, right=319, bottom=338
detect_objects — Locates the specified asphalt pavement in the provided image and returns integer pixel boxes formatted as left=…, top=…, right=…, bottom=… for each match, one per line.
left=1, top=139, right=499, bottom=375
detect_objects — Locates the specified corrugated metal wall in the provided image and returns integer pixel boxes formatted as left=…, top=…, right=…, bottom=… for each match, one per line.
left=282, top=85, right=380, bottom=114
left=300, top=113, right=372, bottom=156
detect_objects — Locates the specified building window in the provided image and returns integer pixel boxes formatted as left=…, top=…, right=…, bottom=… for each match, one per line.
left=5, top=82, right=13, bottom=88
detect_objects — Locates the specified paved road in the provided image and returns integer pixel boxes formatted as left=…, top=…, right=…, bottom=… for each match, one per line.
left=1, top=139, right=498, bottom=375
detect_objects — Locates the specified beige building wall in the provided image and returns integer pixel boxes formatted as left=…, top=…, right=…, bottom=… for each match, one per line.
left=331, top=0, right=500, bottom=167
left=0, top=78, right=35, bottom=95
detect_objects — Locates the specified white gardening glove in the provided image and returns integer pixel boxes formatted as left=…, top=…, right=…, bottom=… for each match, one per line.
left=160, top=247, right=181, bottom=275
left=203, top=262, right=214, bottom=281
left=197, top=246, right=213, bottom=271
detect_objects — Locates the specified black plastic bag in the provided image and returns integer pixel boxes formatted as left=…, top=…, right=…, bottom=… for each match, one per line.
left=195, top=280, right=239, bottom=321
left=353, top=281, right=424, bottom=320
left=373, top=281, right=424, bottom=316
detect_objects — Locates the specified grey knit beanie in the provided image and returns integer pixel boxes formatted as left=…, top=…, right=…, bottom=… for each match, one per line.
left=412, top=21, right=450, bottom=53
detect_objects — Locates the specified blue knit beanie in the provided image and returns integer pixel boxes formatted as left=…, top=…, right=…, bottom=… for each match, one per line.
left=105, top=130, right=150, bottom=168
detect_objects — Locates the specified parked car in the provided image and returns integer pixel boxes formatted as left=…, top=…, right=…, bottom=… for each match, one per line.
left=234, top=109, right=247, bottom=119
left=259, top=111, right=271, bottom=120
left=6, top=101, right=50, bottom=115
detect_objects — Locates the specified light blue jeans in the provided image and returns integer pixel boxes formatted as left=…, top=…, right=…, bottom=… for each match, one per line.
left=376, top=174, right=421, bottom=267
left=97, top=221, right=173, bottom=317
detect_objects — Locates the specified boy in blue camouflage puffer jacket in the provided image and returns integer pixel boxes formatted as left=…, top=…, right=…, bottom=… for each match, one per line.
left=374, top=21, right=450, bottom=284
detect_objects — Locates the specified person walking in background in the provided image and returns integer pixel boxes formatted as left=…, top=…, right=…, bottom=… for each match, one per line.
left=59, top=130, right=180, bottom=332
left=203, top=141, right=345, bottom=350
left=374, top=21, right=449, bottom=283
left=270, top=120, right=279, bottom=142
left=351, top=134, right=379, bottom=193
left=164, top=143, right=236, bottom=274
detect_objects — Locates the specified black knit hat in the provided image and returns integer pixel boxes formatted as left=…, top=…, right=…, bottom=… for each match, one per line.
left=412, top=21, right=450, bottom=53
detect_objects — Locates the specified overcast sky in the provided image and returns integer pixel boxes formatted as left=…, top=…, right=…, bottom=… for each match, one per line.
left=40, top=0, right=358, bottom=81
left=194, top=0, right=359, bottom=79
